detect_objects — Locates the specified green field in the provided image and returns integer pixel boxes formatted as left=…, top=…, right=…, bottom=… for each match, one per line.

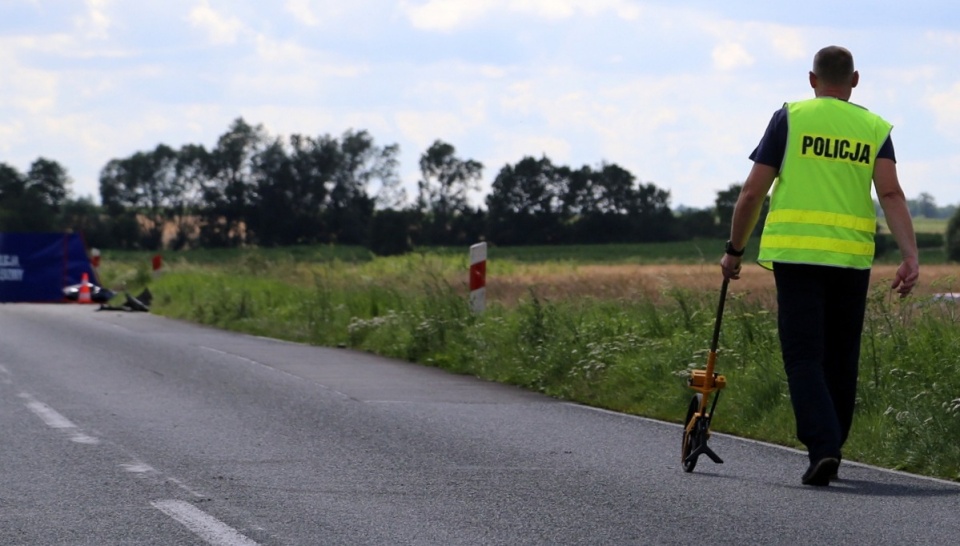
left=99, top=241, right=960, bottom=482
left=911, top=216, right=948, bottom=234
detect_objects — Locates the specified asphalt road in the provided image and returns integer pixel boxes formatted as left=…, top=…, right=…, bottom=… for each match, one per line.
left=1, top=304, right=958, bottom=545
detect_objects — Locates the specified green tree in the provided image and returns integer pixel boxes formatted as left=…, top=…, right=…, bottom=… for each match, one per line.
left=916, top=192, right=937, bottom=218
left=714, top=183, right=740, bottom=237
left=26, top=158, right=71, bottom=214
left=99, top=144, right=180, bottom=249
left=169, top=144, right=212, bottom=249
left=201, top=118, right=267, bottom=247
left=99, top=158, right=142, bottom=248
left=715, top=183, right=768, bottom=238
left=0, top=163, right=25, bottom=203
left=250, top=136, right=307, bottom=246
left=566, top=163, right=638, bottom=216
left=417, top=140, right=483, bottom=245
left=563, top=162, right=677, bottom=243
left=369, top=209, right=417, bottom=256
left=60, top=197, right=111, bottom=248
left=486, top=156, right=569, bottom=245
left=325, top=130, right=395, bottom=245
left=0, top=161, right=61, bottom=232
left=567, top=164, right=634, bottom=243
left=248, top=130, right=399, bottom=247
left=675, top=207, right=719, bottom=239
left=632, top=180, right=676, bottom=242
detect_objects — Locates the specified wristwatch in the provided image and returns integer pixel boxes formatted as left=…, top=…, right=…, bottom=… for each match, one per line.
left=725, top=240, right=745, bottom=257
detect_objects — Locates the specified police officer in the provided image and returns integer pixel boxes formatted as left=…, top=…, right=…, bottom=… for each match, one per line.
left=720, top=46, right=919, bottom=486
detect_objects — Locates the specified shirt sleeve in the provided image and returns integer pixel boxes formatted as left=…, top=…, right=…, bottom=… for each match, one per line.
left=748, top=107, right=788, bottom=168
left=878, top=135, right=896, bottom=162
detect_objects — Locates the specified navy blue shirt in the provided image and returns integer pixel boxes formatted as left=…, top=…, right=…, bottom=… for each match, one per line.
left=749, top=106, right=896, bottom=167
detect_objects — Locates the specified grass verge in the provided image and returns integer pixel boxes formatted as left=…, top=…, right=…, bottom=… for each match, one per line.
left=102, top=246, right=960, bottom=482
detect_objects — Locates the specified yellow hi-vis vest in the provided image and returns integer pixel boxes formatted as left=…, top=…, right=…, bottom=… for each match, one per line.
left=758, top=98, right=892, bottom=270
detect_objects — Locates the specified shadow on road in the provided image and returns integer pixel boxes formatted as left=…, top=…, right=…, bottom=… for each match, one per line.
left=683, top=469, right=960, bottom=498
left=818, top=478, right=960, bottom=498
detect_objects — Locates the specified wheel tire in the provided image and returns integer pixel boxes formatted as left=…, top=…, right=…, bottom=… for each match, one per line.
left=682, top=393, right=703, bottom=473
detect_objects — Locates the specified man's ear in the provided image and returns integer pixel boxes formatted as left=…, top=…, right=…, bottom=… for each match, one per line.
left=809, top=71, right=818, bottom=89
left=851, top=70, right=860, bottom=88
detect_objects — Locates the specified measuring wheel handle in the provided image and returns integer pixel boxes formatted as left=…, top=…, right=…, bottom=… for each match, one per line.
left=680, top=278, right=731, bottom=472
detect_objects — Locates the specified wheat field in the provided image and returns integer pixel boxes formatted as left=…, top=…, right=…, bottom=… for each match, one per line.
left=487, top=263, right=960, bottom=307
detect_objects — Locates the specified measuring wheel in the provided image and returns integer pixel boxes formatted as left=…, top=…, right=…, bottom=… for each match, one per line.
left=680, top=278, right=729, bottom=473
left=681, top=393, right=703, bottom=473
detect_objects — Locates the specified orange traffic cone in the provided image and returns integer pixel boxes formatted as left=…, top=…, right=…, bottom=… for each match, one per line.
left=78, top=273, right=92, bottom=303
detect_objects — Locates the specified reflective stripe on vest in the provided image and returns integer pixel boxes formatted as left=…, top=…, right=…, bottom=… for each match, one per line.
left=761, top=235, right=874, bottom=257
left=765, top=209, right=876, bottom=233
left=759, top=208, right=876, bottom=268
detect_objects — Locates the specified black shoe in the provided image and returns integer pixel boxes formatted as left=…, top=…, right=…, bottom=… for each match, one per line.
left=802, top=457, right=840, bottom=486
left=829, top=454, right=843, bottom=481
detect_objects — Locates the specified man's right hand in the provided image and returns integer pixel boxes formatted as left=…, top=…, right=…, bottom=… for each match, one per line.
left=721, top=253, right=742, bottom=280
left=891, top=257, right=919, bottom=297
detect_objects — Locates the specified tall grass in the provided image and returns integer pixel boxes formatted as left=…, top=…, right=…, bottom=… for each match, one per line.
left=107, top=246, right=960, bottom=482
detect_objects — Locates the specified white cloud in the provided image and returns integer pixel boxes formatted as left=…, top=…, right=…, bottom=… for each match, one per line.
left=395, top=110, right=472, bottom=150
left=770, top=29, right=807, bottom=60
left=927, top=82, right=960, bottom=139
left=401, top=0, right=642, bottom=31
left=254, top=35, right=310, bottom=64
left=491, top=132, right=571, bottom=164
left=696, top=18, right=811, bottom=72
left=924, top=29, right=960, bottom=48
left=711, top=42, right=754, bottom=71
left=187, top=0, right=245, bottom=45
left=0, top=121, right=24, bottom=155
left=512, top=0, right=642, bottom=20
left=3, top=0, right=960, bottom=210
left=402, top=0, right=489, bottom=31
left=0, top=40, right=60, bottom=115
left=76, top=0, right=113, bottom=39
left=241, top=36, right=369, bottom=99
left=285, top=0, right=321, bottom=26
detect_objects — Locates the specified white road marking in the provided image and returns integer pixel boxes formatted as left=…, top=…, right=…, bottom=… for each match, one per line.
left=199, top=346, right=261, bottom=367
left=166, top=476, right=208, bottom=499
left=19, top=392, right=101, bottom=445
left=199, top=345, right=351, bottom=399
left=565, top=401, right=960, bottom=488
left=12, top=385, right=256, bottom=541
left=121, top=462, right=156, bottom=474
left=151, top=500, right=259, bottom=546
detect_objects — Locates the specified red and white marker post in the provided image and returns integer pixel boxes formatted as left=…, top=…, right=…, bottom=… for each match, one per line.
left=152, top=254, right=164, bottom=278
left=90, top=248, right=101, bottom=280
left=469, top=242, right=487, bottom=313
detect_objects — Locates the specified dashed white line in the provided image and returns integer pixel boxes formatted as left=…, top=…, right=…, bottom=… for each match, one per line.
left=120, top=462, right=156, bottom=474
left=13, top=388, right=259, bottom=541
left=19, top=392, right=100, bottom=444
left=151, top=500, right=259, bottom=546
left=166, top=476, right=208, bottom=499
left=199, top=345, right=351, bottom=399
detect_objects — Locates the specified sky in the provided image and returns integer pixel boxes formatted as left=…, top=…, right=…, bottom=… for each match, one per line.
left=2, top=0, right=960, bottom=210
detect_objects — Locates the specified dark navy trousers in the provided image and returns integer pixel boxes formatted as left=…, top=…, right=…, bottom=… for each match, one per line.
left=772, top=262, right=871, bottom=463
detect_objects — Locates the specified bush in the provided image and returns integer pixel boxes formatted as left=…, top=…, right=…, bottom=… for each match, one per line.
left=368, top=209, right=416, bottom=256
left=946, top=208, right=960, bottom=262
left=917, top=232, right=944, bottom=249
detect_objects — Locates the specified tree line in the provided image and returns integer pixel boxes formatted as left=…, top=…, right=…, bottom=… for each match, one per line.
left=0, top=117, right=955, bottom=255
